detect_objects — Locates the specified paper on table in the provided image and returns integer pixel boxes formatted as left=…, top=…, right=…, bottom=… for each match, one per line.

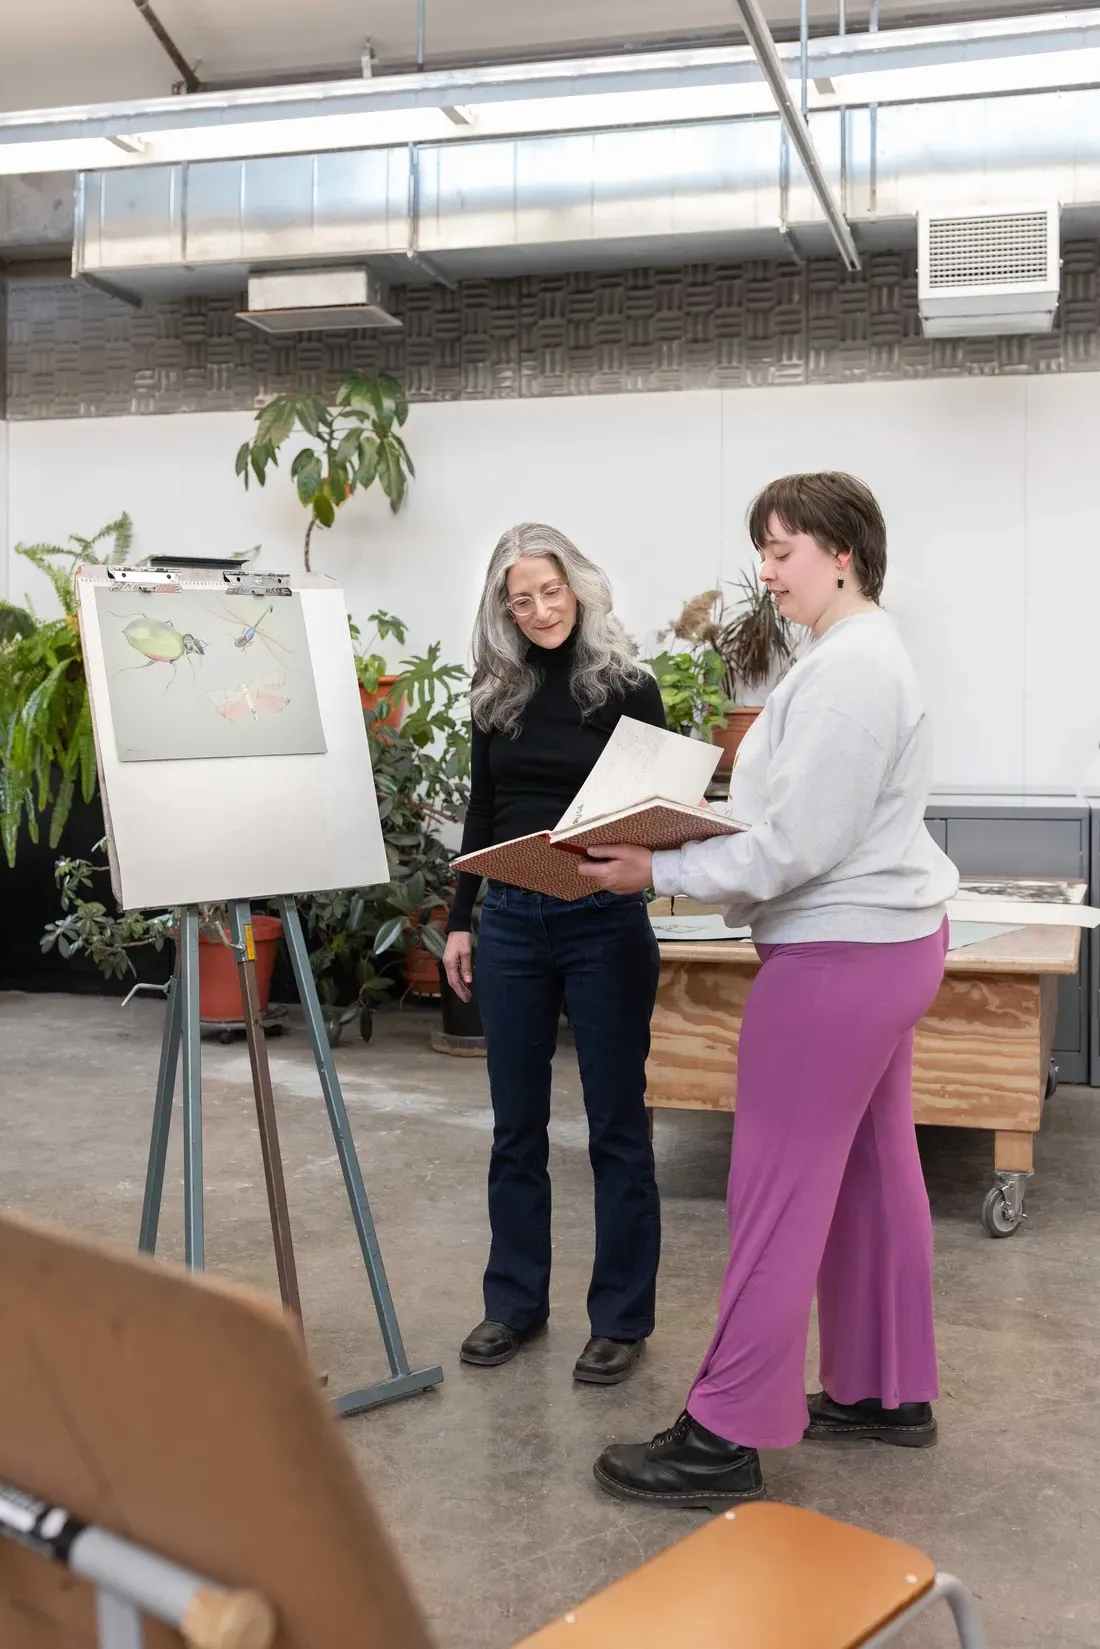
left=947, top=921, right=1024, bottom=952
left=649, top=914, right=751, bottom=942
left=946, top=895, right=1100, bottom=929
left=555, top=717, right=721, bottom=833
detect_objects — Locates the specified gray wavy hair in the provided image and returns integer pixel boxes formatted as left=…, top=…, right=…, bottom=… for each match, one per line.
left=470, top=523, right=645, bottom=734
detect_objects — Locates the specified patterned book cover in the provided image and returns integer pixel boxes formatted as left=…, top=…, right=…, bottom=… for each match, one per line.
left=454, top=807, right=742, bottom=900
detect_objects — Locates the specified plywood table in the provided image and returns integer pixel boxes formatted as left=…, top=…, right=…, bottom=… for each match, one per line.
left=646, top=897, right=1082, bottom=1236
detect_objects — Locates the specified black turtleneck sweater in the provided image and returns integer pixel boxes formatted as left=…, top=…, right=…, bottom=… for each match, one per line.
left=447, top=633, right=666, bottom=932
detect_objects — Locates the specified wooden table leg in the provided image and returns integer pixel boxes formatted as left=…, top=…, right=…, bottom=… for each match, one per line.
left=994, top=1130, right=1034, bottom=1175
left=982, top=1129, right=1035, bottom=1238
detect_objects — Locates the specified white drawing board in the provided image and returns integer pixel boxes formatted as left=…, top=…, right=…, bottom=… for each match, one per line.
left=77, top=570, right=389, bottom=910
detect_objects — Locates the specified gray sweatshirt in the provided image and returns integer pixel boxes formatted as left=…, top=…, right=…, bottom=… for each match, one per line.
left=652, top=610, right=959, bottom=944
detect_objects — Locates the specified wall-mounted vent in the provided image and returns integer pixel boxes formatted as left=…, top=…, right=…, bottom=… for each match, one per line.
left=237, top=269, right=402, bottom=334
left=918, top=204, right=1060, bottom=338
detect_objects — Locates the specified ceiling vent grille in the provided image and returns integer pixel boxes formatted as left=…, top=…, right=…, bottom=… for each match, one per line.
left=918, top=204, right=1060, bottom=338
left=237, top=269, right=401, bottom=334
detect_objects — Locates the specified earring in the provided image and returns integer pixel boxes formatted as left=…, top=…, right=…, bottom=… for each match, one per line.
left=837, top=575, right=845, bottom=589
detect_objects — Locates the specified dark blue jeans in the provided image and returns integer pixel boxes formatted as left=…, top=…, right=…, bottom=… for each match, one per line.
left=474, top=883, right=662, bottom=1341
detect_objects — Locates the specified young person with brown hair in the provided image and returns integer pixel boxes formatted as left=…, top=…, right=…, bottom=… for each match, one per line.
left=578, top=473, right=959, bottom=1507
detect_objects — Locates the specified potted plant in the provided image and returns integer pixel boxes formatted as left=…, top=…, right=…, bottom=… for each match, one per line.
left=350, top=611, right=409, bottom=730
left=0, top=516, right=131, bottom=868
left=236, top=375, right=415, bottom=572
left=662, top=572, right=795, bottom=771
left=644, top=647, right=732, bottom=741
left=41, top=848, right=284, bottom=1023
left=293, top=626, right=476, bottom=1040
left=365, top=640, right=471, bottom=999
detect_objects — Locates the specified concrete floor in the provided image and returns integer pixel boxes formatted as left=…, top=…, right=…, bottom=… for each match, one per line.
left=1, top=991, right=1098, bottom=1648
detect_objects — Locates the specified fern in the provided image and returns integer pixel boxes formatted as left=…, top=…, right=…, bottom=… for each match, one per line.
left=0, top=516, right=131, bottom=866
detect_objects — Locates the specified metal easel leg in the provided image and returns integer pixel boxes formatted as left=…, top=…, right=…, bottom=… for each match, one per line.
left=179, top=907, right=204, bottom=1270
left=96, top=1589, right=145, bottom=1649
left=275, top=896, right=443, bottom=1415
left=228, top=901, right=302, bottom=1320
left=138, top=971, right=181, bottom=1255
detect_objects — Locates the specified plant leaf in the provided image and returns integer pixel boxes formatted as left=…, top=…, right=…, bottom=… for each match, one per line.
left=372, top=915, right=406, bottom=955
left=313, top=489, right=336, bottom=528
left=296, top=452, right=323, bottom=505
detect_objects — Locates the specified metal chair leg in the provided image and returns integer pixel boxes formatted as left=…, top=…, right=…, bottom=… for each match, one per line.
left=935, top=1574, right=989, bottom=1649
left=860, top=1573, right=988, bottom=1649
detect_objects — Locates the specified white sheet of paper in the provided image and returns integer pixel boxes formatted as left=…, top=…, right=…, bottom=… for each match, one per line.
left=649, top=914, right=751, bottom=941
left=946, top=895, right=1100, bottom=929
left=555, top=717, right=721, bottom=832
left=947, top=921, right=1024, bottom=952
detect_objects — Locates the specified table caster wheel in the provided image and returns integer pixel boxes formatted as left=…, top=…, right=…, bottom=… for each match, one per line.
left=981, top=1183, right=1024, bottom=1237
left=1045, top=1060, right=1059, bottom=1100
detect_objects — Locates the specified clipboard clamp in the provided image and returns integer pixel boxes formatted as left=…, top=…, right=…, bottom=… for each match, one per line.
left=222, top=572, right=293, bottom=597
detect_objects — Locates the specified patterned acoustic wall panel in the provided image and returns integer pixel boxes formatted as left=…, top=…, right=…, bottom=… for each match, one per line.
left=6, top=242, right=1100, bottom=420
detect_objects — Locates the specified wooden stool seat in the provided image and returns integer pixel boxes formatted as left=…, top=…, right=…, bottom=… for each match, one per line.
left=519, top=1503, right=936, bottom=1649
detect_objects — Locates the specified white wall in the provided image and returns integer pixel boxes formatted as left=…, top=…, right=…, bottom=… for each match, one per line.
left=4, top=373, right=1099, bottom=791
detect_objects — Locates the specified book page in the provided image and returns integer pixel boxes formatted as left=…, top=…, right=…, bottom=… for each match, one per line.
left=554, top=717, right=722, bottom=833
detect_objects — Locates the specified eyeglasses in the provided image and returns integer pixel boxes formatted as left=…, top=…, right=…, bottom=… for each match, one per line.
left=505, top=583, right=571, bottom=619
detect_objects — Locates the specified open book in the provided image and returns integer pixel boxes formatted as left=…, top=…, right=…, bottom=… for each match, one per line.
left=453, top=717, right=744, bottom=900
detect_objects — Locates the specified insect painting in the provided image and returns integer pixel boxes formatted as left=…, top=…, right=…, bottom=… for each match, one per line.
left=206, top=599, right=294, bottom=669
left=114, top=615, right=207, bottom=689
left=96, top=583, right=326, bottom=763
left=207, top=674, right=292, bottom=724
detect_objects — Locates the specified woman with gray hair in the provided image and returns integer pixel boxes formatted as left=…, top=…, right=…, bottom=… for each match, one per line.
left=444, top=523, right=666, bottom=1386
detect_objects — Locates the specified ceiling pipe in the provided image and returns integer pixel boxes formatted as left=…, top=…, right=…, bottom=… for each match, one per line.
left=730, top=0, right=861, bottom=272
left=129, top=0, right=201, bottom=93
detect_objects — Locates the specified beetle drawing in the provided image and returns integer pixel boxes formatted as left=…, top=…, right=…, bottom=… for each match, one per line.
left=115, top=615, right=207, bottom=689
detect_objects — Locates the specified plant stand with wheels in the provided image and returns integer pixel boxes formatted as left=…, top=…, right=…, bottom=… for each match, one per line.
left=138, top=897, right=442, bottom=1416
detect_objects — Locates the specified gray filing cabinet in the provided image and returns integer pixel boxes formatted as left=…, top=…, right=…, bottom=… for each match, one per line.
left=925, top=793, right=1091, bottom=1086
left=1085, top=797, right=1100, bottom=1086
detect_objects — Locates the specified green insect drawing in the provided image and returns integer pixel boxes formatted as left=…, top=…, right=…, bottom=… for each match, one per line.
left=115, top=614, right=207, bottom=689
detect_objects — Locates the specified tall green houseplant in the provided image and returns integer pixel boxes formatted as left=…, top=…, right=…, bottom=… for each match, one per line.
left=0, top=515, right=135, bottom=866
left=236, top=375, right=415, bottom=572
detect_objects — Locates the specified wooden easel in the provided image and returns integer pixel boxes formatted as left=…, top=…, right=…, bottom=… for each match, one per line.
left=138, top=896, right=442, bottom=1417
left=0, top=1212, right=987, bottom=1649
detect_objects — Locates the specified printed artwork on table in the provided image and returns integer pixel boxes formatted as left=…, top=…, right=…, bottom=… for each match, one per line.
left=94, top=587, right=327, bottom=762
left=957, top=878, right=1084, bottom=905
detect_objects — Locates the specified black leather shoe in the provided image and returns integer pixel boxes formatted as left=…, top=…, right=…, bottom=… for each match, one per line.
left=804, top=1391, right=937, bottom=1448
left=593, top=1411, right=765, bottom=1510
left=459, top=1319, right=546, bottom=1368
left=573, top=1336, right=644, bottom=1385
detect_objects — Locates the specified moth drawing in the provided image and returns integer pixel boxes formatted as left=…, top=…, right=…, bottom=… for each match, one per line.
left=207, top=674, right=292, bottom=724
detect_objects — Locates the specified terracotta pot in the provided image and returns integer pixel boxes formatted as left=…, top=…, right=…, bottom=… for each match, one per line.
left=714, top=707, right=763, bottom=775
left=359, top=674, right=408, bottom=730
left=196, top=915, right=283, bottom=1023
left=403, top=913, right=447, bottom=997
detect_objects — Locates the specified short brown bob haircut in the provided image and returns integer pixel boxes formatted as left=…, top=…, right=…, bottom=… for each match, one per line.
left=747, top=472, right=887, bottom=604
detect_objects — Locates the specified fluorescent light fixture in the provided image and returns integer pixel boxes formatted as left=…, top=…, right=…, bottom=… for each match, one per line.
left=0, top=138, right=122, bottom=175
left=821, top=45, right=1100, bottom=106
left=2, top=15, right=1100, bottom=177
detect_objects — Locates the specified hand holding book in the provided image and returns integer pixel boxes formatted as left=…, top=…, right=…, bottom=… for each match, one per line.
left=575, top=843, right=654, bottom=896
left=453, top=718, right=745, bottom=900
